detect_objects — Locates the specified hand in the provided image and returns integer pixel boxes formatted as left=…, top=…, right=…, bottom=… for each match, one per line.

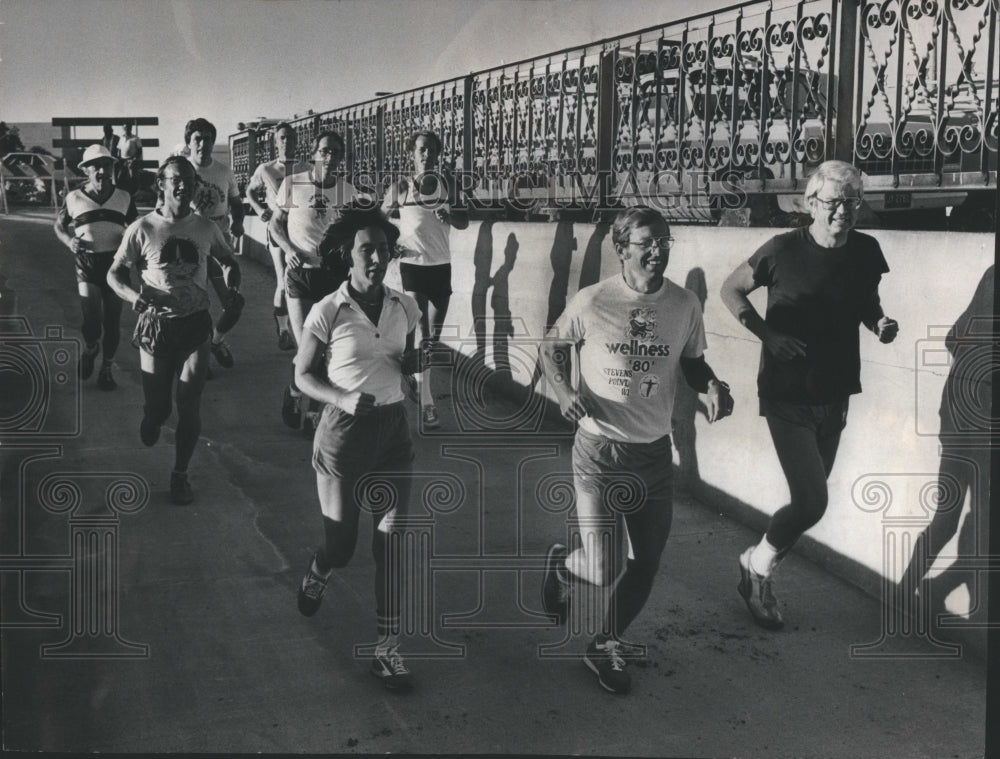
left=762, top=328, right=807, bottom=361
left=286, top=250, right=303, bottom=269
left=399, top=348, right=422, bottom=375
left=230, top=220, right=244, bottom=239
left=339, top=391, right=376, bottom=416
left=260, top=209, right=273, bottom=223
left=706, top=380, right=734, bottom=423
left=557, top=391, right=591, bottom=423
left=434, top=207, right=450, bottom=224
left=876, top=316, right=899, bottom=344
left=71, top=237, right=91, bottom=254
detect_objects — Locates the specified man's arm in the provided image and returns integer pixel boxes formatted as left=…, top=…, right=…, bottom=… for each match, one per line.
left=438, top=174, right=469, bottom=230
left=720, top=260, right=806, bottom=361
left=228, top=193, right=245, bottom=238
left=680, top=354, right=733, bottom=423
left=268, top=208, right=307, bottom=268
left=539, top=334, right=589, bottom=422
left=53, top=205, right=82, bottom=252
left=245, top=170, right=271, bottom=220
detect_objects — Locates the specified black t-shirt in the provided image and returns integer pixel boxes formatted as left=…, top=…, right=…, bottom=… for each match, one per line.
left=749, top=226, right=889, bottom=403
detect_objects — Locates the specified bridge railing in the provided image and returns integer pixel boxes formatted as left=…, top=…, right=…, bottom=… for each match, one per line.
left=229, top=0, right=997, bottom=217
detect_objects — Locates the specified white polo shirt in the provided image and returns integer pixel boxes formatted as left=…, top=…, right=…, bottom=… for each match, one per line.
left=304, top=281, right=421, bottom=405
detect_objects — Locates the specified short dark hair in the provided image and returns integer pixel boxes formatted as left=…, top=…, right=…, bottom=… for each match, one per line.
left=155, top=155, right=197, bottom=200
left=272, top=121, right=294, bottom=138
left=310, top=130, right=345, bottom=156
left=184, top=117, right=217, bottom=145
left=611, top=206, right=669, bottom=249
left=318, top=203, right=401, bottom=265
left=405, top=129, right=442, bottom=155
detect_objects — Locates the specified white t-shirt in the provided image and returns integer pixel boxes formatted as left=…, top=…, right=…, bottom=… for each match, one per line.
left=120, top=135, right=142, bottom=160
left=551, top=274, right=708, bottom=442
left=275, top=171, right=358, bottom=267
left=381, top=177, right=453, bottom=266
left=247, top=159, right=307, bottom=211
left=191, top=159, right=239, bottom=220
left=113, top=211, right=230, bottom=318
left=304, top=281, right=421, bottom=406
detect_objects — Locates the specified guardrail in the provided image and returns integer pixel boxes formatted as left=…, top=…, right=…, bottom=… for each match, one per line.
left=229, top=0, right=997, bottom=217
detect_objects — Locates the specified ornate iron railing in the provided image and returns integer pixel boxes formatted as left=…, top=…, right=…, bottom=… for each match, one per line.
left=229, top=0, right=997, bottom=215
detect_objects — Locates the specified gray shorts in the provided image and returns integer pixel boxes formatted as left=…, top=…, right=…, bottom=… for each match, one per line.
left=571, top=427, right=673, bottom=510
left=312, top=401, right=414, bottom=480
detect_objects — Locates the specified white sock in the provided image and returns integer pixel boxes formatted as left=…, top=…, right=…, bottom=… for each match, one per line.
left=375, top=633, right=399, bottom=654
left=750, top=537, right=780, bottom=577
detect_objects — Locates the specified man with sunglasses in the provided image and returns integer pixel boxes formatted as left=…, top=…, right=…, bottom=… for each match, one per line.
left=720, top=159, right=898, bottom=630
left=539, top=206, right=733, bottom=694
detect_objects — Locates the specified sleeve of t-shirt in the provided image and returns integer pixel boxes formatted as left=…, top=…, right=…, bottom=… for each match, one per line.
left=747, top=235, right=780, bottom=287
left=112, top=220, right=143, bottom=270
left=870, top=237, right=890, bottom=276
left=681, top=294, right=709, bottom=359
left=246, top=165, right=264, bottom=193
left=549, top=289, right=587, bottom=345
left=304, top=299, right=336, bottom=344
left=208, top=220, right=233, bottom=259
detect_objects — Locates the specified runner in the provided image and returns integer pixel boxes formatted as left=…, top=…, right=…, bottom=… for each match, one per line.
left=539, top=206, right=733, bottom=694
left=245, top=121, right=307, bottom=351
left=270, top=130, right=359, bottom=430
left=185, top=117, right=245, bottom=370
left=107, top=155, right=241, bottom=505
left=719, top=159, right=898, bottom=630
left=294, top=205, right=421, bottom=692
left=53, top=143, right=138, bottom=390
left=381, top=129, right=468, bottom=428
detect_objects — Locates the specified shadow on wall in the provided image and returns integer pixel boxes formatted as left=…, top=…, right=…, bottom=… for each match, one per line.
left=471, top=220, right=495, bottom=360
left=898, top=264, right=995, bottom=633
left=490, top=233, right=519, bottom=374
left=672, top=267, right=710, bottom=492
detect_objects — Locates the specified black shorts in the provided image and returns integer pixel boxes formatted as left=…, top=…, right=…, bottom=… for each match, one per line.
left=285, top=266, right=344, bottom=302
left=399, top=263, right=452, bottom=300
left=75, top=251, right=115, bottom=288
left=132, top=309, right=212, bottom=358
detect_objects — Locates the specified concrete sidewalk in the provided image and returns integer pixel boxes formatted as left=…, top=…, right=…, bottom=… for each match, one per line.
left=0, top=216, right=987, bottom=757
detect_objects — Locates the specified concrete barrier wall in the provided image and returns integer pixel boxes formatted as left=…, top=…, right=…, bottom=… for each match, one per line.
left=241, top=216, right=994, bottom=608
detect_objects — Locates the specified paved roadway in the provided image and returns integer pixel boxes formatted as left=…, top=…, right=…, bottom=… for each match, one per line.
left=0, top=213, right=988, bottom=757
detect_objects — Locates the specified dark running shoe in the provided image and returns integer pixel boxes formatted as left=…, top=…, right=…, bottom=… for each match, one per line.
left=422, top=404, right=441, bottom=429
left=282, top=385, right=302, bottom=429
left=737, top=547, right=785, bottom=630
left=541, top=543, right=571, bottom=625
left=297, top=551, right=331, bottom=617
left=370, top=644, right=413, bottom=692
left=139, top=416, right=160, bottom=447
left=584, top=638, right=631, bottom=695
left=211, top=339, right=234, bottom=368
left=169, top=471, right=194, bottom=505
left=277, top=329, right=296, bottom=351
left=97, top=363, right=117, bottom=391
left=79, top=343, right=99, bottom=380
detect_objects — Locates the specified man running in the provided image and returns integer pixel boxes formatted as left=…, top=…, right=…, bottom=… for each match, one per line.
left=107, top=155, right=241, bottom=504
left=539, top=206, right=733, bottom=695
left=245, top=122, right=306, bottom=351
left=54, top=143, right=138, bottom=390
left=185, top=117, right=245, bottom=370
left=269, top=130, right=359, bottom=430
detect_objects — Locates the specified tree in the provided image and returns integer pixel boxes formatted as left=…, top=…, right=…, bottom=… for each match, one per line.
left=0, top=122, right=25, bottom=156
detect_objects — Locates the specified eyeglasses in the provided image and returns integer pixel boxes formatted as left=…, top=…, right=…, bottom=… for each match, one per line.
left=811, top=195, right=863, bottom=211
left=627, top=237, right=674, bottom=252
left=316, top=148, right=343, bottom=157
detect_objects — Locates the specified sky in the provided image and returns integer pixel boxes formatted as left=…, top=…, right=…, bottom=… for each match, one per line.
left=0, top=0, right=736, bottom=161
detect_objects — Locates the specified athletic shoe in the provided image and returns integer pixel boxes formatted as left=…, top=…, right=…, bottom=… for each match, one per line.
left=541, top=543, right=571, bottom=625
left=211, top=339, right=234, bottom=368
left=737, top=547, right=785, bottom=630
left=615, top=638, right=648, bottom=661
left=370, top=644, right=413, bottom=692
left=79, top=343, right=99, bottom=380
left=97, top=363, right=117, bottom=391
left=297, top=551, right=331, bottom=617
left=278, top=329, right=296, bottom=351
left=584, top=638, right=631, bottom=694
left=281, top=386, right=302, bottom=429
left=422, top=405, right=441, bottom=429
left=401, top=374, right=418, bottom=404
left=139, top=416, right=160, bottom=447
left=169, top=471, right=194, bottom=505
